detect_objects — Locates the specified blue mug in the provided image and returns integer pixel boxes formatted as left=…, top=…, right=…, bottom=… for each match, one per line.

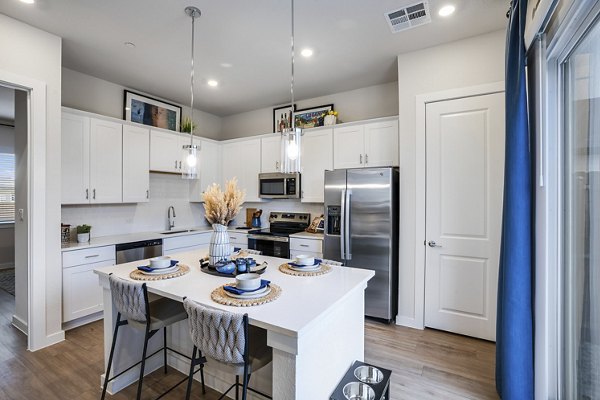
left=235, top=258, right=247, bottom=273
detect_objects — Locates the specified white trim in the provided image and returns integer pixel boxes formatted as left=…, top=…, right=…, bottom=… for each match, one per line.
left=12, top=314, right=27, bottom=334
left=406, top=81, right=505, bottom=330
left=0, top=68, right=65, bottom=351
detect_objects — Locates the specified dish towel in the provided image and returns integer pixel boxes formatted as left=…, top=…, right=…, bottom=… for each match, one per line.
left=223, top=280, right=270, bottom=295
left=137, top=260, right=179, bottom=273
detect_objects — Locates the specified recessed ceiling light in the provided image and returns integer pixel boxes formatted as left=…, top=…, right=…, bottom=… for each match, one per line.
left=19, top=0, right=35, bottom=4
left=220, top=63, right=233, bottom=68
left=301, top=48, right=313, bottom=58
left=438, top=4, right=455, bottom=17
left=207, top=80, right=219, bottom=87
left=124, top=41, right=136, bottom=48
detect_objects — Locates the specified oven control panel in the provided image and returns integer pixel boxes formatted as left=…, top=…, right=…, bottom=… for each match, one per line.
left=268, top=212, right=311, bottom=224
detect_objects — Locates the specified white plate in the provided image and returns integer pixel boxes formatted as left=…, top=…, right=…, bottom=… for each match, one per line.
left=289, top=264, right=322, bottom=272
left=140, top=265, right=180, bottom=275
left=224, top=286, right=271, bottom=299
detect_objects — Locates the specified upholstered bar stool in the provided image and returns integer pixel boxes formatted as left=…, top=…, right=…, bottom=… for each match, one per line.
left=183, top=298, right=272, bottom=400
left=101, top=274, right=195, bottom=400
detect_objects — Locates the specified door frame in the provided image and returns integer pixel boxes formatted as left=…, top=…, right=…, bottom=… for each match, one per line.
left=0, top=68, right=54, bottom=350
left=409, top=81, right=505, bottom=330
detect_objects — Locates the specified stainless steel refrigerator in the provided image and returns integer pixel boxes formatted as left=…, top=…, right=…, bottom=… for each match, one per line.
left=324, top=167, right=399, bottom=321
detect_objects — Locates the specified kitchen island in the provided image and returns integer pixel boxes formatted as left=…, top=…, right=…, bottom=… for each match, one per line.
left=94, top=249, right=374, bottom=399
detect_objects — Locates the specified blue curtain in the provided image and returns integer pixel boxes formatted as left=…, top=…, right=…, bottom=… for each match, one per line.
left=496, top=0, right=534, bottom=399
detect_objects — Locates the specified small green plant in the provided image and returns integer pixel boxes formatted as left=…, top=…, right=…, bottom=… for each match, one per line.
left=180, top=116, right=196, bottom=133
left=77, top=224, right=92, bottom=234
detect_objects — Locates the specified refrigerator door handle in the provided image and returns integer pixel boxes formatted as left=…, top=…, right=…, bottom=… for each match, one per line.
left=345, top=189, right=352, bottom=260
left=340, top=189, right=346, bottom=260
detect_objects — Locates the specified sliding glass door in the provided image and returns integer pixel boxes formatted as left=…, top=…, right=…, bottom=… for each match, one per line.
left=562, top=15, right=600, bottom=399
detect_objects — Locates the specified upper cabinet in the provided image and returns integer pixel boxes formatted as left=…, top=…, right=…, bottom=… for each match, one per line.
left=190, top=139, right=222, bottom=203
left=221, top=138, right=261, bottom=202
left=260, top=135, right=282, bottom=173
left=61, top=113, right=91, bottom=204
left=333, top=119, right=398, bottom=169
left=301, top=128, right=333, bottom=203
left=150, top=130, right=183, bottom=173
left=122, top=125, right=150, bottom=203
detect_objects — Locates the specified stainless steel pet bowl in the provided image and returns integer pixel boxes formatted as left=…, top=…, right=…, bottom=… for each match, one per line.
left=353, top=365, right=384, bottom=384
left=342, top=382, right=376, bottom=400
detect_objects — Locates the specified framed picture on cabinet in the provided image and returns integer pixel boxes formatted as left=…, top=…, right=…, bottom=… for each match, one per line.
left=273, top=104, right=296, bottom=133
left=294, top=104, right=334, bottom=129
left=123, top=90, right=182, bottom=132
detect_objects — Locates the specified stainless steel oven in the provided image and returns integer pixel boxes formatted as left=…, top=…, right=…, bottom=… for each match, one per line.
left=258, top=172, right=301, bottom=199
left=247, top=234, right=290, bottom=258
left=247, top=212, right=310, bottom=258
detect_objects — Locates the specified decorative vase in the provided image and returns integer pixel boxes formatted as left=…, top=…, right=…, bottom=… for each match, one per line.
left=209, top=224, right=231, bottom=265
left=324, top=115, right=337, bottom=126
left=77, top=233, right=90, bottom=243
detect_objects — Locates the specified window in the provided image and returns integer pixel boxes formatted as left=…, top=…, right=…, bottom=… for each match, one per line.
left=0, top=152, right=15, bottom=223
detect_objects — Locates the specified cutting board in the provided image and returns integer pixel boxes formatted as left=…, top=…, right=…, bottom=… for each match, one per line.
left=246, top=208, right=257, bottom=228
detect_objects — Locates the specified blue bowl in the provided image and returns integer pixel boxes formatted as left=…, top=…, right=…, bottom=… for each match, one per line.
left=215, top=261, right=236, bottom=274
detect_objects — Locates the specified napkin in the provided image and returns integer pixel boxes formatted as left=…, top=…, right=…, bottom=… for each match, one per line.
left=223, top=279, right=271, bottom=295
left=288, top=259, right=322, bottom=268
left=137, top=260, right=179, bottom=273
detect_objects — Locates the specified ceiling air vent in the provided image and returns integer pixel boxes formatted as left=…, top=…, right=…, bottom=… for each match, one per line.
left=385, top=1, right=431, bottom=33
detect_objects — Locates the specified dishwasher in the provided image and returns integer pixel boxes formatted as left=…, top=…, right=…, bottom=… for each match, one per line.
left=115, top=239, right=163, bottom=264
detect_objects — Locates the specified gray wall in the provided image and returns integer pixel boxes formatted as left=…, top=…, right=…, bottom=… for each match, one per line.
left=396, top=29, right=506, bottom=325
left=220, top=81, right=399, bottom=139
left=61, top=68, right=223, bottom=140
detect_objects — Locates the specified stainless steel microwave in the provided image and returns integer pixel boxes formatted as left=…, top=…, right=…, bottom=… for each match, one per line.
left=258, top=172, right=301, bottom=199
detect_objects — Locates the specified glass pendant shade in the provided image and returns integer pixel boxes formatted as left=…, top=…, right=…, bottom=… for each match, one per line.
left=181, top=144, right=199, bottom=179
left=281, top=127, right=302, bottom=173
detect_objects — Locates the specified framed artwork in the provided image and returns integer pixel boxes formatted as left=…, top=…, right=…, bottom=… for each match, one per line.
left=273, top=104, right=296, bottom=133
left=123, top=90, right=182, bottom=132
left=294, top=104, right=334, bottom=129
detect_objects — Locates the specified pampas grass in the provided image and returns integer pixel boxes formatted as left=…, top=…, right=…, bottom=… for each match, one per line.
left=202, top=178, right=245, bottom=225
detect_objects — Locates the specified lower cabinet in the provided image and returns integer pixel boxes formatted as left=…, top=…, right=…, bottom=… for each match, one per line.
left=62, top=245, right=115, bottom=324
left=290, top=237, right=323, bottom=259
left=228, top=231, right=249, bottom=248
left=163, top=232, right=211, bottom=256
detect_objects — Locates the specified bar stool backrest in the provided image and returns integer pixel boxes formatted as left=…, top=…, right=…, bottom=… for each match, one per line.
left=109, top=275, right=149, bottom=323
left=183, top=299, right=247, bottom=364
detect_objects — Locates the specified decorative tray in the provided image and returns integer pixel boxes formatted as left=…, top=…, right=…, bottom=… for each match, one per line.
left=199, top=259, right=267, bottom=277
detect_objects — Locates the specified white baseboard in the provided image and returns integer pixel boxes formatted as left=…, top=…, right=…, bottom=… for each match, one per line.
left=12, top=314, right=27, bottom=334
left=62, top=311, right=103, bottom=331
left=395, top=315, right=425, bottom=330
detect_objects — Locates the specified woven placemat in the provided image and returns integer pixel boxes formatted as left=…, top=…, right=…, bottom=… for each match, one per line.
left=278, top=263, right=332, bottom=276
left=129, top=264, right=190, bottom=281
left=211, top=284, right=282, bottom=307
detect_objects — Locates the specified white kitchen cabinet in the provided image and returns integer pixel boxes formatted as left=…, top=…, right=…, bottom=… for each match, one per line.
left=61, top=113, right=90, bottom=204
left=62, top=245, right=115, bottom=324
left=301, top=129, right=333, bottom=203
left=222, top=138, right=261, bottom=202
left=228, top=231, right=248, bottom=248
left=89, top=118, right=123, bottom=203
left=260, top=135, right=282, bottom=173
left=163, top=232, right=211, bottom=255
left=333, top=119, right=399, bottom=169
left=290, top=236, right=323, bottom=260
left=190, top=139, right=222, bottom=203
left=122, top=124, right=150, bottom=203
left=150, top=129, right=181, bottom=173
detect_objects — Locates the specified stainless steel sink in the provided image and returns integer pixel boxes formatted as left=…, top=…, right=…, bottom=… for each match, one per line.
left=160, top=229, right=198, bottom=235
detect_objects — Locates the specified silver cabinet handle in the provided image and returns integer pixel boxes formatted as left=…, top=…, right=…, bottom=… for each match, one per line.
left=275, top=161, right=280, bottom=170
left=359, top=154, right=363, bottom=164
left=85, top=189, right=89, bottom=200
left=179, top=161, right=182, bottom=169
left=365, top=154, right=368, bottom=164
left=428, top=240, right=441, bottom=248
left=85, top=254, right=99, bottom=258
left=146, top=190, right=149, bottom=199
left=93, top=189, right=96, bottom=199
left=300, top=244, right=309, bottom=247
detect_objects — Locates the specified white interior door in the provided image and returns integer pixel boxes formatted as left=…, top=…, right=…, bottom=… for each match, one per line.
left=424, top=92, right=504, bottom=341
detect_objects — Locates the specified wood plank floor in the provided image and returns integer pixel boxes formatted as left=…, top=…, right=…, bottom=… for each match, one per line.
left=0, top=290, right=497, bottom=399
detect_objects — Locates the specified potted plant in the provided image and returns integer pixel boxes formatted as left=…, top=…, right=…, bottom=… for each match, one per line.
left=202, top=178, right=245, bottom=265
left=76, top=224, right=92, bottom=243
left=180, top=116, right=196, bottom=133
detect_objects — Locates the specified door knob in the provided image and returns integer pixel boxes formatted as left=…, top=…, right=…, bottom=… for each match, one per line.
left=428, top=240, right=441, bottom=248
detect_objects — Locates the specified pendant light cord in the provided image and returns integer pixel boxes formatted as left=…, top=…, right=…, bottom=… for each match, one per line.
left=189, top=10, right=196, bottom=145
left=290, top=0, right=295, bottom=130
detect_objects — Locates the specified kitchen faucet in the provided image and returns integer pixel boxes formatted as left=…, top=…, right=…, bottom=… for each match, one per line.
left=168, top=206, right=176, bottom=230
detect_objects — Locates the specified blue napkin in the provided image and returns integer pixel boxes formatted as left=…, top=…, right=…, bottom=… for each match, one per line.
left=223, top=279, right=270, bottom=295
left=137, top=260, right=178, bottom=272
left=288, top=259, right=322, bottom=268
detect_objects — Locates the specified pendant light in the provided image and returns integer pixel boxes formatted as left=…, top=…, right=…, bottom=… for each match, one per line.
left=281, top=0, right=302, bottom=173
left=181, top=6, right=201, bottom=179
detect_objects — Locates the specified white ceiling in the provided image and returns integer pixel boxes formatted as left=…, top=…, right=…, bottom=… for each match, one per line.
left=0, top=86, right=15, bottom=122
left=0, top=0, right=508, bottom=116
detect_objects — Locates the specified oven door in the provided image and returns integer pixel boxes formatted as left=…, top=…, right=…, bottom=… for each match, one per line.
left=248, top=235, right=290, bottom=258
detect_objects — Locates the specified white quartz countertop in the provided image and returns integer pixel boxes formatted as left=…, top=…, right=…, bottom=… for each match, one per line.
left=94, top=249, right=373, bottom=338
left=62, top=226, right=251, bottom=252
left=289, top=231, right=324, bottom=240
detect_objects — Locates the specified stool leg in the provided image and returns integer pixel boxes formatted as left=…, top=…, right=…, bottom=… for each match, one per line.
left=136, top=325, right=152, bottom=400
left=235, top=375, right=239, bottom=400
left=163, top=326, right=168, bottom=374
left=185, top=346, right=197, bottom=400
left=101, top=313, right=122, bottom=400
left=200, top=359, right=206, bottom=394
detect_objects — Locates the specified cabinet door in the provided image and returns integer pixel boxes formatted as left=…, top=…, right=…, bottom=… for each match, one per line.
left=364, top=119, right=399, bottom=167
left=301, top=129, right=333, bottom=203
left=61, top=113, right=90, bottom=204
left=89, top=118, right=122, bottom=203
left=333, top=125, right=365, bottom=169
left=222, top=139, right=261, bottom=202
left=122, top=125, right=150, bottom=203
left=150, top=130, right=180, bottom=173
left=260, top=135, right=282, bottom=173
left=62, top=259, right=113, bottom=322
left=190, top=139, right=221, bottom=202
